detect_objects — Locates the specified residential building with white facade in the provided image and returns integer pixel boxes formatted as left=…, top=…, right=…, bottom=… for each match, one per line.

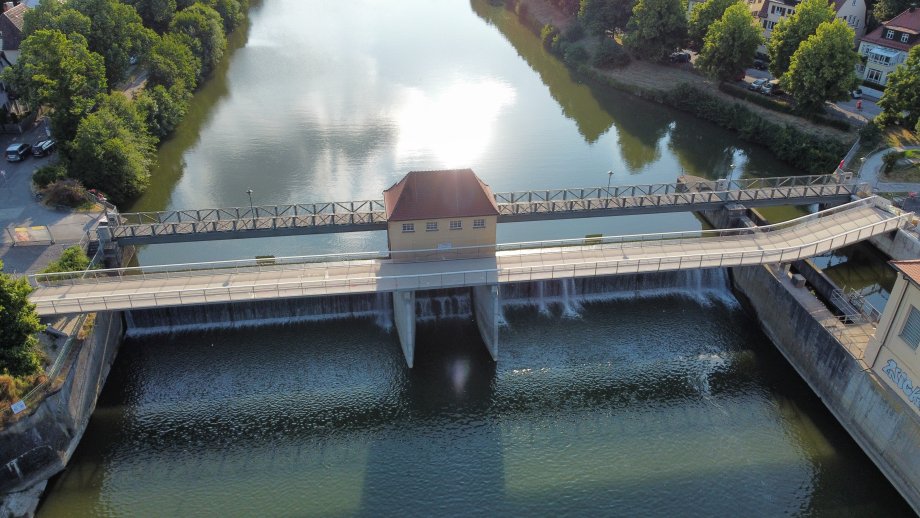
left=857, top=7, right=920, bottom=87
left=748, top=0, right=867, bottom=54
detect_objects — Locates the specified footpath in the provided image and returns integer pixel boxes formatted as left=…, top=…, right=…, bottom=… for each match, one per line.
left=0, top=120, right=104, bottom=278
left=859, top=145, right=920, bottom=193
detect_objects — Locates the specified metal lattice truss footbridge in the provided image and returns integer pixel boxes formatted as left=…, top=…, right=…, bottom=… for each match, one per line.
left=29, top=197, right=912, bottom=316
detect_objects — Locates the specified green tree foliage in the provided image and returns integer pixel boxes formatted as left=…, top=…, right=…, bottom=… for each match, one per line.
left=780, top=19, right=861, bottom=114
left=874, top=0, right=912, bottom=24
left=593, top=37, right=632, bottom=67
left=541, top=23, right=560, bottom=49
left=687, top=0, right=738, bottom=49
left=578, top=0, right=635, bottom=35
left=696, top=3, right=763, bottom=80
left=169, top=3, right=227, bottom=80
left=22, top=0, right=91, bottom=39
left=623, top=0, right=688, bottom=62
left=1, top=30, right=106, bottom=142
left=40, top=247, right=91, bottom=274
left=879, top=46, right=920, bottom=129
left=0, top=262, right=43, bottom=378
left=67, top=0, right=156, bottom=88
left=69, top=93, right=157, bottom=203
left=766, top=0, right=834, bottom=78
left=554, top=0, right=583, bottom=15
left=145, top=33, right=200, bottom=91
left=564, top=42, right=590, bottom=64
left=123, top=0, right=177, bottom=32
left=201, top=0, right=248, bottom=31
left=136, top=83, right=192, bottom=138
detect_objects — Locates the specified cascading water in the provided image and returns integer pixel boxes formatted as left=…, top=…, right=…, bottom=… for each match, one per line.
left=416, top=289, right=473, bottom=321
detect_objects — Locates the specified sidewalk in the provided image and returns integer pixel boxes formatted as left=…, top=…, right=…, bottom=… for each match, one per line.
left=859, top=145, right=920, bottom=193
left=0, top=120, right=104, bottom=277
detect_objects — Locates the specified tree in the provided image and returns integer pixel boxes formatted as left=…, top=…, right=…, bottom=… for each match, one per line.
left=687, top=0, right=738, bottom=49
left=122, top=0, right=177, bottom=33
left=40, top=247, right=91, bottom=274
left=879, top=45, right=920, bottom=129
left=169, top=3, right=226, bottom=80
left=0, top=262, right=44, bottom=378
left=69, top=93, right=157, bottom=203
left=623, top=0, right=687, bottom=61
left=136, top=83, right=192, bottom=138
left=22, top=0, right=91, bottom=39
left=1, top=30, right=106, bottom=142
left=696, top=3, right=763, bottom=80
left=145, top=33, right=200, bottom=91
left=68, top=0, right=156, bottom=88
left=780, top=19, right=861, bottom=114
left=578, top=0, right=635, bottom=35
left=766, top=0, right=835, bottom=78
left=874, top=0, right=912, bottom=24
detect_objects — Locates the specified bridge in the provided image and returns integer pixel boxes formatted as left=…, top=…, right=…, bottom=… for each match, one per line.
left=104, top=174, right=857, bottom=245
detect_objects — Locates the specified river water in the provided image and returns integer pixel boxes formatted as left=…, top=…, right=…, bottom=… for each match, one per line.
left=37, top=0, right=911, bottom=515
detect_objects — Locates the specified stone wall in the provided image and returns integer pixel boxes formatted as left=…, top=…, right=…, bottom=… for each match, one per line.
left=870, top=229, right=920, bottom=260
left=0, top=312, right=123, bottom=494
left=731, top=265, right=920, bottom=514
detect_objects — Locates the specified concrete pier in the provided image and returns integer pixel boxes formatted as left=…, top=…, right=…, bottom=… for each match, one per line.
left=392, top=291, right=416, bottom=368
left=473, top=285, right=500, bottom=361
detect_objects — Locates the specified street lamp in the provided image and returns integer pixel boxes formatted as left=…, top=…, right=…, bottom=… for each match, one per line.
left=606, top=171, right=613, bottom=195
left=859, top=156, right=867, bottom=179
left=246, top=189, right=255, bottom=226
left=728, top=163, right=736, bottom=184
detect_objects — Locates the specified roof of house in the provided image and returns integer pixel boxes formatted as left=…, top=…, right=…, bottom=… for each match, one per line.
left=861, top=8, right=920, bottom=51
left=0, top=3, right=28, bottom=52
left=892, top=260, right=920, bottom=288
left=383, top=169, right=500, bottom=222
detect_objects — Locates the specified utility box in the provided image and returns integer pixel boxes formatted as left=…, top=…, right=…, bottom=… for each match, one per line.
left=792, top=274, right=807, bottom=289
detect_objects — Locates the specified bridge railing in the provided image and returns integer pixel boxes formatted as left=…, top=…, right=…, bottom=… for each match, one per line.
left=28, top=197, right=887, bottom=287
left=31, top=209, right=910, bottom=315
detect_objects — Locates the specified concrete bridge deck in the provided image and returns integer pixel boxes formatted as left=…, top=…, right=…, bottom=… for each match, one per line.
left=29, top=197, right=911, bottom=316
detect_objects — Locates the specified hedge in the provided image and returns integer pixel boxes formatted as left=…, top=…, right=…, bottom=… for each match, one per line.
left=718, top=83, right=851, bottom=132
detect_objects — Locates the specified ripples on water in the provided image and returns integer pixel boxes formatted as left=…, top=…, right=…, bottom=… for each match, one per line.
left=37, top=279, right=913, bottom=517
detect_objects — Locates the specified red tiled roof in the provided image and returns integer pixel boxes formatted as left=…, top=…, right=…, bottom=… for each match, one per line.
left=892, top=260, right=920, bottom=287
left=861, top=8, right=920, bottom=51
left=383, top=169, right=500, bottom=222
left=0, top=4, right=28, bottom=52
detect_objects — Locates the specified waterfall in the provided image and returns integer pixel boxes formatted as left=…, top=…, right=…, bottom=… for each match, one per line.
left=416, top=289, right=473, bottom=321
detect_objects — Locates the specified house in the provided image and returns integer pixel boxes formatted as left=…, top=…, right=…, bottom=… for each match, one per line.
left=383, top=169, right=500, bottom=263
left=748, top=0, right=867, bottom=54
left=0, top=2, right=28, bottom=113
left=865, top=260, right=920, bottom=417
left=857, top=7, right=920, bottom=87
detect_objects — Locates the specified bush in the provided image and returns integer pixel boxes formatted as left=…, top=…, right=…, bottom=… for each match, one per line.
left=43, top=179, right=88, bottom=207
left=0, top=373, right=47, bottom=411
left=564, top=22, right=585, bottom=41
left=718, top=83, right=851, bottom=131
left=40, top=246, right=91, bottom=274
left=564, top=42, right=590, bottom=64
left=514, top=1, right=528, bottom=20
left=541, top=24, right=560, bottom=49
left=31, top=164, right=67, bottom=189
left=551, top=34, right=568, bottom=54
left=882, top=150, right=903, bottom=173
left=0, top=261, right=44, bottom=378
left=593, top=37, right=631, bottom=68
left=859, top=119, right=883, bottom=144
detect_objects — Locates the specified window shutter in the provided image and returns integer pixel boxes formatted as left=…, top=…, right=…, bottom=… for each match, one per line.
left=900, top=306, right=920, bottom=350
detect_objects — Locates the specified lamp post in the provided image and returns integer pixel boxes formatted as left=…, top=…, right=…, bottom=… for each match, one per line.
left=728, top=163, right=736, bottom=185
left=606, top=171, right=613, bottom=195
left=246, top=189, right=255, bottom=226
left=859, top=156, right=867, bottom=179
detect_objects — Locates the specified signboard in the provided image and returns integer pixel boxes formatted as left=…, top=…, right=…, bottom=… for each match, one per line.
left=10, top=226, right=54, bottom=246
left=438, top=243, right=452, bottom=251
left=10, top=400, right=26, bottom=414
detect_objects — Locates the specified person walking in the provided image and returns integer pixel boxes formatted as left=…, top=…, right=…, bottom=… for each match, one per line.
left=857, top=100, right=862, bottom=112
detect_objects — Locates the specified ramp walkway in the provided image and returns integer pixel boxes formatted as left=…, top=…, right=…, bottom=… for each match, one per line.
left=29, top=197, right=910, bottom=316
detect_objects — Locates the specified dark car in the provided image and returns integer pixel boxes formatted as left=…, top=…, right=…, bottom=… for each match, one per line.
left=32, top=139, right=56, bottom=157
left=753, top=59, right=768, bottom=70
left=669, top=52, right=691, bottom=63
left=6, top=142, right=31, bottom=162
left=731, top=70, right=746, bottom=81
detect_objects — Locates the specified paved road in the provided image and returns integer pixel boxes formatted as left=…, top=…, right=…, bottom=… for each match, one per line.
left=859, top=145, right=920, bottom=193
left=28, top=201, right=905, bottom=315
left=0, top=120, right=103, bottom=277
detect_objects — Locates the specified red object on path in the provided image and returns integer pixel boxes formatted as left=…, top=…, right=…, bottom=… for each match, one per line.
left=839, top=160, right=845, bottom=169
left=857, top=100, right=862, bottom=111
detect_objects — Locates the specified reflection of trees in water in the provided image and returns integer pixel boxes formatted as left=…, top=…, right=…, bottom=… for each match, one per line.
left=816, top=243, right=897, bottom=296
left=667, top=119, right=736, bottom=180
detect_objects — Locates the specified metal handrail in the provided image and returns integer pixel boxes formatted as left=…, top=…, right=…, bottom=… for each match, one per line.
left=30, top=211, right=909, bottom=314
left=29, top=197, right=880, bottom=287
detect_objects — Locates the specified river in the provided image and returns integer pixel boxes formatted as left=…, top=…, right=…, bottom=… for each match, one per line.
left=36, top=0, right=910, bottom=515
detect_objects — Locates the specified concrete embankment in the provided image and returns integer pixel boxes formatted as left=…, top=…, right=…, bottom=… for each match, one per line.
left=0, top=312, right=123, bottom=510
left=732, top=265, right=920, bottom=514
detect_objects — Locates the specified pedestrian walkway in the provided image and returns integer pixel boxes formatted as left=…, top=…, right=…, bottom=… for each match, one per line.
left=859, top=145, right=920, bottom=192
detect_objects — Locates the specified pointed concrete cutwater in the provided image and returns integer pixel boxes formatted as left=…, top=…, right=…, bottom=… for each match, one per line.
left=392, top=290, right=416, bottom=367
left=473, top=284, right=500, bottom=361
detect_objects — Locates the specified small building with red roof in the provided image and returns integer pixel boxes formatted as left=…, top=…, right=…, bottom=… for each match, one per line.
left=858, top=7, right=920, bottom=87
left=383, top=169, right=499, bottom=261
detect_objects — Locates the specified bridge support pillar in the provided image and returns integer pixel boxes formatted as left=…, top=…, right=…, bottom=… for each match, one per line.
left=473, top=284, right=500, bottom=361
left=392, top=290, right=416, bottom=368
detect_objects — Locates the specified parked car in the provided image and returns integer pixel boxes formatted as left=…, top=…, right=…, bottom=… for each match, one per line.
left=753, top=59, right=768, bottom=70
left=731, top=70, right=746, bottom=81
left=761, top=81, right=783, bottom=95
left=749, top=78, right=767, bottom=91
left=6, top=142, right=31, bottom=161
left=32, top=139, right=56, bottom=157
left=852, top=88, right=863, bottom=99
left=669, top=52, right=691, bottom=63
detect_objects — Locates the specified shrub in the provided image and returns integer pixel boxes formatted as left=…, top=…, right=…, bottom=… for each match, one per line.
left=32, top=164, right=67, bottom=189
left=40, top=246, right=92, bottom=274
left=718, top=83, right=851, bottom=131
left=564, top=22, right=585, bottom=41
left=551, top=34, right=568, bottom=54
left=515, top=1, right=528, bottom=20
left=593, top=37, right=631, bottom=68
left=859, top=119, right=883, bottom=145
left=541, top=24, right=560, bottom=49
left=43, top=179, right=88, bottom=207
left=564, top=42, right=590, bottom=64
left=0, top=261, right=44, bottom=378
left=882, top=150, right=903, bottom=173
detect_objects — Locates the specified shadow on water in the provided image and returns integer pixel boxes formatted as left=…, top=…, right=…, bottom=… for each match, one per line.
left=811, top=241, right=897, bottom=310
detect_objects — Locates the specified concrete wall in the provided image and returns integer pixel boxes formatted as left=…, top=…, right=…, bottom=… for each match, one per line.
left=387, top=216, right=497, bottom=262
left=392, top=291, right=416, bottom=368
left=869, top=229, right=920, bottom=261
left=732, top=265, right=920, bottom=514
left=0, top=312, right=123, bottom=494
left=472, top=285, right=499, bottom=361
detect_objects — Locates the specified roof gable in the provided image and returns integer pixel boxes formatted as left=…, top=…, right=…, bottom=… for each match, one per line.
left=383, top=169, right=500, bottom=222
left=0, top=3, right=28, bottom=52
left=893, top=260, right=920, bottom=289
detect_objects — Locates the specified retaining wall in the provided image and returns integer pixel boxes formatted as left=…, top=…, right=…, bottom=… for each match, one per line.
left=870, top=229, right=920, bottom=261
left=732, top=265, right=920, bottom=515
left=0, top=312, right=123, bottom=494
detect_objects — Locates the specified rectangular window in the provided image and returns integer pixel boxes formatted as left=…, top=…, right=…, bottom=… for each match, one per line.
left=402, top=223, right=414, bottom=233
left=886, top=30, right=895, bottom=39
left=900, top=306, right=920, bottom=350
left=763, top=19, right=768, bottom=28
left=449, top=220, right=462, bottom=230
left=767, top=20, right=776, bottom=29
left=426, top=222, right=438, bottom=231
left=866, top=68, right=883, bottom=82
left=902, top=33, right=910, bottom=43
left=473, top=219, right=486, bottom=229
